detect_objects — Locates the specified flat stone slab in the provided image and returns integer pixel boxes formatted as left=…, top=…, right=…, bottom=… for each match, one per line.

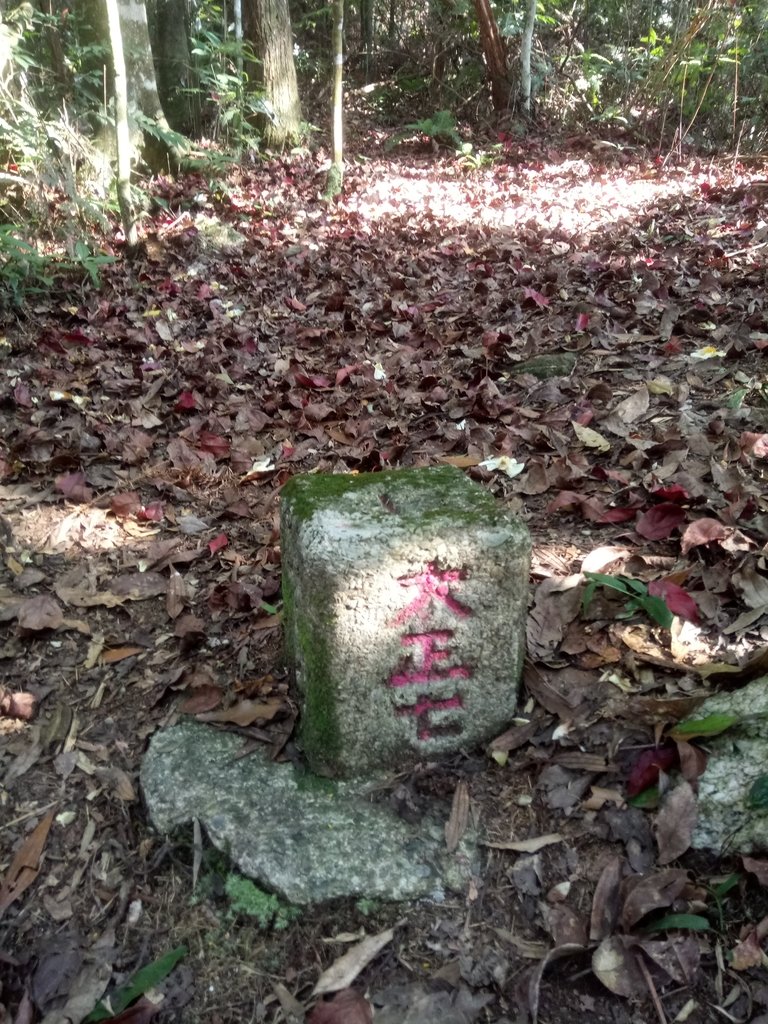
left=689, top=676, right=768, bottom=854
left=281, top=467, right=531, bottom=778
left=141, top=721, right=479, bottom=904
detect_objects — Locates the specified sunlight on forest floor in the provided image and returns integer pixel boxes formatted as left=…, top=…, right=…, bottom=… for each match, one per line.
left=343, top=158, right=699, bottom=237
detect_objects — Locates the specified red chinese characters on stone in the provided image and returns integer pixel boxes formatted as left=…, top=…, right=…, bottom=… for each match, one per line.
left=388, top=563, right=472, bottom=741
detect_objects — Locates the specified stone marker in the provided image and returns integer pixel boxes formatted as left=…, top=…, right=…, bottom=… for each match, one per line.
left=686, top=676, right=768, bottom=854
left=281, top=466, right=531, bottom=778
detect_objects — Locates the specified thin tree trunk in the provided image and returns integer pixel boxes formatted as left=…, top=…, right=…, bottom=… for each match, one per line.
left=520, top=0, right=536, bottom=113
left=360, top=0, right=373, bottom=83
left=104, top=0, right=137, bottom=251
left=472, top=0, right=509, bottom=111
left=324, top=0, right=344, bottom=197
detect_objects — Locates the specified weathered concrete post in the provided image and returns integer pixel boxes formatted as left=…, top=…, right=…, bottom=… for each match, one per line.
left=281, top=466, right=531, bottom=778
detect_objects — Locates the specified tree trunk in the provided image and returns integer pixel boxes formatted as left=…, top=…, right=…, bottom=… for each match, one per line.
left=243, top=0, right=301, bottom=148
left=472, top=0, right=509, bottom=111
left=324, top=0, right=344, bottom=197
left=104, top=0, right=138, bottom=250
left=520, top=0, right=536, bottom=113
left=360, top=0, right=373, bottom=83
left=146, top=0, right=196, bottom=133
left=116, top=0, right=188, bottom=171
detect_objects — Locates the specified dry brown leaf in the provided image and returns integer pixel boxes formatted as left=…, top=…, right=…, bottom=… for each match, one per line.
left=197, top=698, right=284, bottom=726
left=17, top=595, right=63, bottom=633
left=100, top=646, right=144, bottom=664
left=445, top=779, right=469, bottom=853
left=591, top=936, right=644, bottom=998
left=96, top=766, right=137, bottom=802
left=484, top=833, right=563, bottom=853
left=166, top=567, right=188, bottom=619
left=313, top=926, right=398, bottom=995
left=620, top=869, right=689, bottom=930
left=0, top=809, right=55, bottom=918
left=655, top=781, right=697, bottom=864
left=590, top=855, right=623, bottom=942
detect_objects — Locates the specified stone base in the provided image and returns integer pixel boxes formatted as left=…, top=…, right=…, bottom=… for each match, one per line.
left=141, top=721, right=480, bottom=905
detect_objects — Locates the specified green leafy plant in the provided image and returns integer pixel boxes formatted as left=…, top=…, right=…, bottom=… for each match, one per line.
left=224, top=873, right=300, bottom=930
left=84, top=946, right=187, bottom=1022
left=455, top=142, right=501, bottom=170
left=0, top=225, right=53, bottom=308
left=582, top=572, right=673, bottom=628
left=386, top=110, right=463, bottom=150
left=70, top=240, right=115, bottom=288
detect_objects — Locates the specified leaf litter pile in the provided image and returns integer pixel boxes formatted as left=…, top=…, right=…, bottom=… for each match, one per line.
left=2, top=142, right=768, bottom=1024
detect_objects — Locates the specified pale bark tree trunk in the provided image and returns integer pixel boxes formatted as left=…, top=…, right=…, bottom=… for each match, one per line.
left=116, top=0, right=188, bottom=170
left=243, top=0, right=301, bottom=148
left=520, top=0, right=536, bottom=113
left=104, top=0, right=138, bottom=250
left=324, top=0, right=344, bottom=197
left=472, top=0, right=509, bottom=111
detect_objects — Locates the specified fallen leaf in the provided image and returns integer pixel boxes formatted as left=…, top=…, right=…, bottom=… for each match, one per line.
left=655, top=781, right=697, bottom=864
left=313, top=927, right=398, bottom=995
left=484, top=833, right=563, bottom=853
left=308, top=990, right=372, bottom=1024
left=680, top=517, right=728, bottom=555
left=445, top=780, right=470, bottom=853
left=635, top=503, right=686, bottom=540
left=17, top=595, right=64, bottom=633
left=647, top=579, right=699, bottom=623
left=196, top=698, right=284, bottom=726
left=0, top=810, right=55, bottom=918
left=572, top=422, right=610, bottom=452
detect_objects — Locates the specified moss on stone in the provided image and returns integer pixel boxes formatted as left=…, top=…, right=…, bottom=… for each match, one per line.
left=281, top=465, right=505, bottom=530
left=294, top=614, right=341, bottom=774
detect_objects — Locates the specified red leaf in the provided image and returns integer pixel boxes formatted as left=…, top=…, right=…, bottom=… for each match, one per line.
left=55, top=471, right=92, bottom=502
left=198, top=431, right=231, bottom=458
left=648, top=579, right=699, bottom=623
left=575, top=312, right=590, bottom=331
left=581, top=498, right=637, bottom=524
left=635, top=503, right=686, bottom=540
left=651, top=484, right=689, bottom=503
left=662, top=338, right=683, bottom=355
left=680, top=517, right=728, bottom=555
left=208, top=532, right=228, bottom=555
left=627, top=744, right=679, bottom=797
left=522, top=286, right=550, bottom=307
left=175, top=391, right=197, bottom=411
left=105, top=996, right=160, bottom=1024
left=336, top=364, right=364, bottom=386
left=546, top=490, right=583, bottom=513
left=294, top=372, right=332, bottom=389
left=308, top=990, right=373, bottom=1024
left=138, top=501, right=164, bottom=522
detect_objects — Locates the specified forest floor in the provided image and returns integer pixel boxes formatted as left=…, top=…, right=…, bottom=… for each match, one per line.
left=2, top=129, right=768, bottom=1024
